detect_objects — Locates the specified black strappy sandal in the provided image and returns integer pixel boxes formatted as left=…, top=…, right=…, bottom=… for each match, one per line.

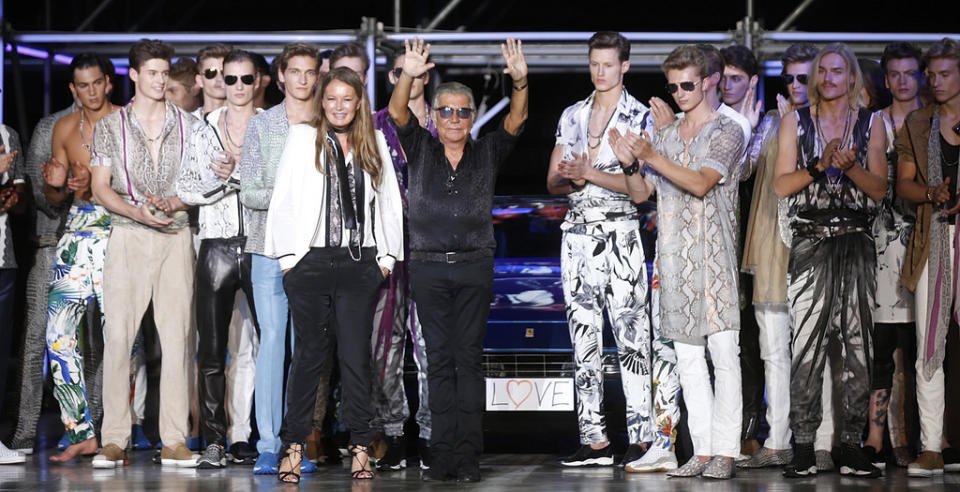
left=348, top=445, right=375, bottom=480
left=278, top=443, right=303, bottom=484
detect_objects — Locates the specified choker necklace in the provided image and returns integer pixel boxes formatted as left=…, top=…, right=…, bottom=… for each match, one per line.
left=331, top=126, right=351, bottom=134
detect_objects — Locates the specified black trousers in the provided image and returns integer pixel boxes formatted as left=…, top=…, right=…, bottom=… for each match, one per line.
left=409, top=257, right=493, bottom=476
left=739, top=277, right=764, bottom=440
left=196, top=237, right=257, bottom=446
left=280, top=247, right=381, bottom=446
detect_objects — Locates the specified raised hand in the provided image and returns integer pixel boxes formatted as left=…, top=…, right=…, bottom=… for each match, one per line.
left=815, top=138, right=841, bottom=173
left=625, top=130, right=656, bottom=162
left=739, top=84, right=762, bottom=130
left=608, top=128, right=634, bottom=166
left=648, top=97, right=676, bottom=132
left=42, top=158, right=69, bottom=187
left=0, top=145, right=17, bottom=174
left=933, top=178, right=952, bottom=205
left=557, top=152, right=589, bottom=182
left=501, top=38, right=528, bottom=82
left=776, top=93, right=791, bottom=118
left=403, top=37, right=435, bottom=79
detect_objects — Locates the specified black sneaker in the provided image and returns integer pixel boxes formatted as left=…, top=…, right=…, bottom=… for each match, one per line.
left=418, top=438, right=431, bottom=470
left=197, top=444, right=226, bottom=469
left=783, top=443, right=817, bottom=478
left=837, top=443, right=881, bottom=478
left=422, top=467, right=454, bottom=482
left=376, top=435, right=407, bottom=471
left=560, top=444, right=614, bottom=467
left=944, top=447, right=960, bottom=472
left=457, top=465, right=482, bottom=482
left=862, top=445, right=886, bottom=470
left=228, top=441, right=258, bottom=465
left=619, top=443, right=648, bottom=467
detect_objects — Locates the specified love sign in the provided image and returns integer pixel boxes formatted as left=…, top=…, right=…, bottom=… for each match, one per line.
left=485, top=378, right=574, bottom=411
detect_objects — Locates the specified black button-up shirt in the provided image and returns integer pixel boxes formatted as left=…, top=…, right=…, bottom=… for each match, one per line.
left=392, top=109, right=519, bottom=253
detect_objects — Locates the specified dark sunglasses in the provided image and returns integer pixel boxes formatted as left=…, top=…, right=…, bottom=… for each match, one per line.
left=203, top=68, right=222, bottom=79
left=437, top=106, right=474, bottom=119
left=224, top=74, right=256, bottom=86
left=782, top=73, right=809, bottom=85
left=391, top=67, right=426, bottom=80
left=665, top=79, right=702, bottom=94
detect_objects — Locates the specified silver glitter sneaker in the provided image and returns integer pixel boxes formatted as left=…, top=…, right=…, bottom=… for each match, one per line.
left=701, top=456, right=735, bottom=479
left=667, top=456, right=709, bottom=477
left=737, top=447, right=794, bottom=468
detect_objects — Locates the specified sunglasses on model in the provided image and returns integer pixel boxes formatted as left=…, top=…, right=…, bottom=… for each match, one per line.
left=782, top=73, right=809, bottom=85
left=203, top=68, right=222, bottom=79
left=437, top=106, right=474, bottom=119
left=391, top=67, right=427, bottom=80
left=665, top=79, right=703, bottom=94
left=224, top=74, right=256, bottom=86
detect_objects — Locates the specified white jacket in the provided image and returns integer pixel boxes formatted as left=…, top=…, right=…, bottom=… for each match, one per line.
left=264, top=123, right=403, bottom=271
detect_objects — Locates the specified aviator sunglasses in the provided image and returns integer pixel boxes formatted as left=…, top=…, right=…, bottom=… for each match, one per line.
left=782, top=73, right=809, bottom=85
left=224, top=74, right=256, bottom=86
left=203, top=68, right=223, bottom=79
left=437, top=106, right=474, bottom=119
left=665, top=79, right=703, bottom=94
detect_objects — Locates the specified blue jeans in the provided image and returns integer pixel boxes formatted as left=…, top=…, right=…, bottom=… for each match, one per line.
left=252, top=254, right=293, bottom=455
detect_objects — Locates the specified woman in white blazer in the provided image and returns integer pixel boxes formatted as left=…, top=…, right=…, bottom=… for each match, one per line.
left=266, top=66, right=403, bottom=483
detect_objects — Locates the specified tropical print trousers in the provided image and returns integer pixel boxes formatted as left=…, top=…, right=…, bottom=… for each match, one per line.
left=561, top=222, right=678, bottom=446
left=46, top=206, right=110, bottom=445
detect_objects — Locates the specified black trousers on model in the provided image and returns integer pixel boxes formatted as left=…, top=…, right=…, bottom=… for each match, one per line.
left=409, top=256, right=494, bottom=476
left=196, top=236, right=257, bottom=446
left=280, top=247, right=381, bottom=447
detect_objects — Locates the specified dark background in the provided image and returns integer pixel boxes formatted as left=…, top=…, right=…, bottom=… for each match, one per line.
left=2, top=0, right=956, bottom=196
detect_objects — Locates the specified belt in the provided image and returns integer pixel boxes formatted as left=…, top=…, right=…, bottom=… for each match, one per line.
left=410, top=249, right=492, bottom=263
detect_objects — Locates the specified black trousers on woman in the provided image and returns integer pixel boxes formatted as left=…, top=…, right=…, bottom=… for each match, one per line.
left=409, top=255, right=494, bottom=477
left=196, top=236, right=257, bottom=446
left=280, top=247, right=382, bottom=446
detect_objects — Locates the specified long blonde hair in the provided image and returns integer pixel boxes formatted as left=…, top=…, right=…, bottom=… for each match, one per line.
left=311, top=66, right=382, bottom=188
left=807, top=43, right=865, bottom=111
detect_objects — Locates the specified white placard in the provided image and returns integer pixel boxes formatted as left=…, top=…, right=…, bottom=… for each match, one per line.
left=485, top=378, right=574, bottom=411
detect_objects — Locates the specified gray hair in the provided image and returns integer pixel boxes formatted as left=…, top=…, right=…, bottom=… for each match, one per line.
left=432, top=81, right=476, bottom=116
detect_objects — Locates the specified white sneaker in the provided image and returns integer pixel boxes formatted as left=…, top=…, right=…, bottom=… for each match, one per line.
left=0, top=443, right=26, bottom=465
left=625, top=443, right=678, bottom=473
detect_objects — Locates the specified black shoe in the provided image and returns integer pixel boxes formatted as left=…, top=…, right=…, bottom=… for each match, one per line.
left=228, top=441, right=258, bottom=465
left=862, top=445, right=886, bottom=469
left=421, top=467, right=454, bottom=482
left=457, top=467, right=482, bottom=482
left=152, top=450, right=162, bottom=465
left=418, top=438, right=431, bottom=470
left=619, top=443, right=648, bottom=467
left=783, top=443, right=817, bottom=478
left=560, top=444, right=614, bottom=467
left=837, top=443, right=881, bottom=478
left=376, top=435, right=407, bottom=471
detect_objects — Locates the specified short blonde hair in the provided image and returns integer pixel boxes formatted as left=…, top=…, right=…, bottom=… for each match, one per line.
left=807, top=43, right=864, bottom=110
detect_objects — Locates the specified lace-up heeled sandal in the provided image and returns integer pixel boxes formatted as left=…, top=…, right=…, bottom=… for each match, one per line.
left=348, top=444, right=375, bottom=480
left=278, top=443, right=303, bottom=484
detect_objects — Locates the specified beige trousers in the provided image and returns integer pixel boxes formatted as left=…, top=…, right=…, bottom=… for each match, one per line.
left=101, top=225, right=195, bottom=449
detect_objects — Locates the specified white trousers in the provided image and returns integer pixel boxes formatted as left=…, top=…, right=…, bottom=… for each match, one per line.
left=675, top=330, right=742, bottom=458
left=227, top=291, right=259, bottom=444
left=815, top=359, right=836, bottom=451
left=754, top=304, right=793, bottom=450
left=914, top=261, right=948, bottom=453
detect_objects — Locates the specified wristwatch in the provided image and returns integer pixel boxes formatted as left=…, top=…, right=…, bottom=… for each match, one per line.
left=621, top=160, right=640, bottom=176
left=806, top=163, right=825, bottom=180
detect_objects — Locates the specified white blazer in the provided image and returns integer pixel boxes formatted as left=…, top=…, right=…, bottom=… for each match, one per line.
left=264, top=123, right=403, bottom=271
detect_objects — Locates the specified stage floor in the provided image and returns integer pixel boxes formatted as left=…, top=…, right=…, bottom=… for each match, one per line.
left=2, top=451, right=958, bottom=491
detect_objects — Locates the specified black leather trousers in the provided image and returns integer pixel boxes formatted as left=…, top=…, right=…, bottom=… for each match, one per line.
left=196, top=236, right=257, bottom=446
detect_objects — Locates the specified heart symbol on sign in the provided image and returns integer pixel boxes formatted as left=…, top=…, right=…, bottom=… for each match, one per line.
left=506, top=379, right=533, bottom=409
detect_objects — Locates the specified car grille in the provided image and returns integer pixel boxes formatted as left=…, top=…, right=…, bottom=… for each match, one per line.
left=480, top=353, right=621, bottom=378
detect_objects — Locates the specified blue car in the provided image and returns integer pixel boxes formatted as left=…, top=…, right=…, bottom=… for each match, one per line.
left=484, top=196, right=657, bottom=377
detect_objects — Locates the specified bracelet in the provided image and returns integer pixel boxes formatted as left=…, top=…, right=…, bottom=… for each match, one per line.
left=569, top=180, right=586, bottom=191
left=621, top=160, right=640, bottom=176
left=926, top=187, right=933, bottom=202
left=513, top=82, right=528, bottom=91
left=806, top=163, right=825, bottom=180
